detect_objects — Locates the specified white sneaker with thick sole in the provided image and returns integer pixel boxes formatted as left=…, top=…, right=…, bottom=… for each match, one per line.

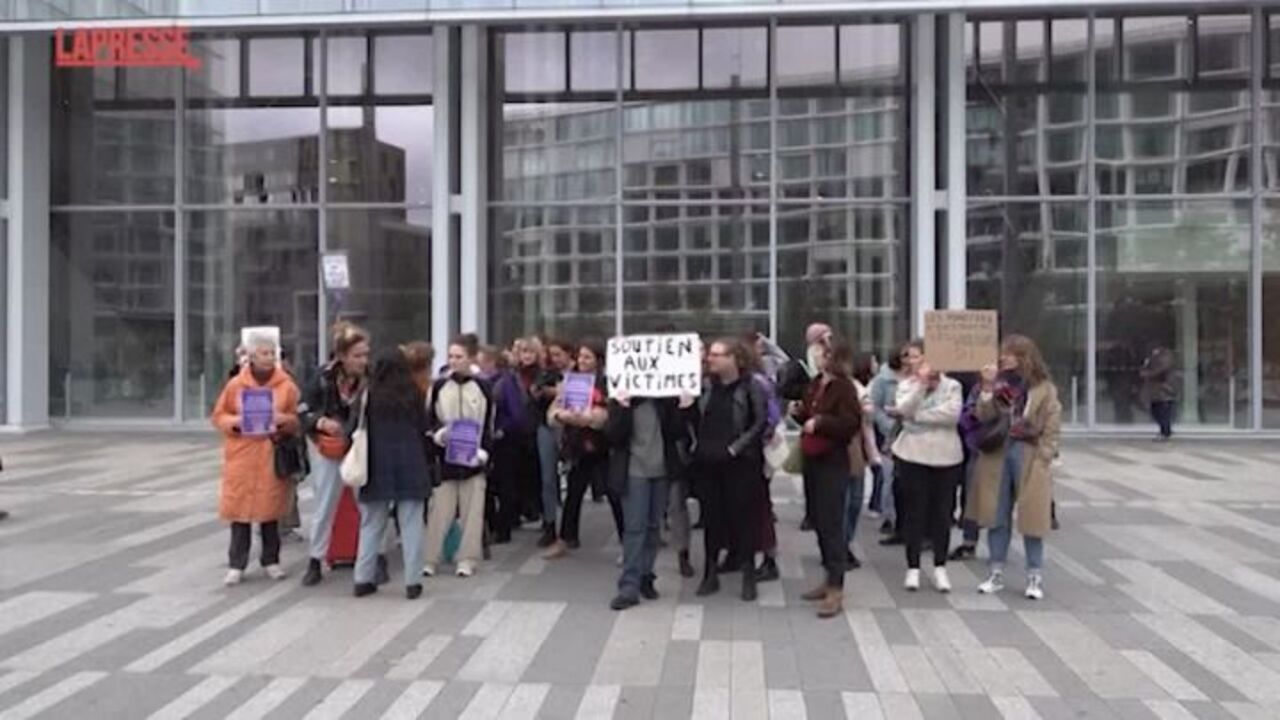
left=932, top=567, right=952, bottom=593
left=977, top=572, right=1005, bottom=595
left=904, top=569, right=920, bottom=591
left=456, top=563, right=475, bottom=578
left=223, top=569, right=243, bottom=586
left=1025, top=574, right=1045, bottom=601
left=422, top=564, right=436, bottom=578
left=264, top=564, right=287, bottom=581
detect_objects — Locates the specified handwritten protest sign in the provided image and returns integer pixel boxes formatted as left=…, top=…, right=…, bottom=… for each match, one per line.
left=240, top=388, right=274, bottom=436
left=445, top=418, right=482, bottom=467
left=923, top=310, right=999, bottom=372
left=606, top=334, right=703, bottom=399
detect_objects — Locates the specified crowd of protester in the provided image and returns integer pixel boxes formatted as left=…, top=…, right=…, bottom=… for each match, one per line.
left=212, top=319, right=1063, bottom=616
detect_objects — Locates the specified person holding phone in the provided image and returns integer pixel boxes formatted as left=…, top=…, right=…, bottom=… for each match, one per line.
left=890, top=339, right=964, bottom=594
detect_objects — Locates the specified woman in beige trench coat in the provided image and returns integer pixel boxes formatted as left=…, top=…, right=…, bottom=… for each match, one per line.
left=966, top=335, right=1061, bottom=601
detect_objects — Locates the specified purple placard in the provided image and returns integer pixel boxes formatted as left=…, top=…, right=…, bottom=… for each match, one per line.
left=240, top=388, right=274, bottom=436
left=445, top=418, right=482, bottom=466
left=562, top=372, right=594, bottom=412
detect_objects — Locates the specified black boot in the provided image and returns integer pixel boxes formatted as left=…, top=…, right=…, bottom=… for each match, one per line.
left=640, top=574, right=660, bottom=601
left=353, top=582, right=377, bottom=598
left=376, top=554, right=390, bottom=586
left=741, top=565, right=758, bottom=602
left=405, top=584, right=423, bottom=600
left=678, top=551, right=695, bottom=578
left=302, top=558, right=323, bottom=587
left=756, top=556, right=780, bottom=583
left=696, top=567, right=720, bottom=597
left=537, top=522, right=557, bottom=548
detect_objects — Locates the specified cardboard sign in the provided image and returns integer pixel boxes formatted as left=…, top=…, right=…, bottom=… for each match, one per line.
left=923, top=310, right=999, bottom=372
left=606, top=334, right=703, bottom=399
left=445, top=418, right=482, bottom=467
left=321, top=252, right=351, bottom=290
left=561, top=372, right=595, bottom=412
left=240, top=388, right=274, bottom=436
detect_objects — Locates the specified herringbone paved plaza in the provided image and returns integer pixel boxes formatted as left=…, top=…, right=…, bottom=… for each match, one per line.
left=1, top=433, right=1280, bottom=719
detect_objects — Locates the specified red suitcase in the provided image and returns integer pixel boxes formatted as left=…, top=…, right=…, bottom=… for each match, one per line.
left=326, top=487, right=361, bottom=567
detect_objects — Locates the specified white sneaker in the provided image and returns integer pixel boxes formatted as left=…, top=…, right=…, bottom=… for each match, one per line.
left=264, top=564, right=287, bottom=581
left=456, top=563, right=475, bottom=578
left=932, top=567, right=952, bottom=594
left=904, top=569, right=920, bottom=591
left=223, top=569, right=243, bottom=586
left=1025, top=574, right=1045, bottom=601
left=977, top=571, right=1006, bottom=595
left=422, top=564, right=436, bottom=578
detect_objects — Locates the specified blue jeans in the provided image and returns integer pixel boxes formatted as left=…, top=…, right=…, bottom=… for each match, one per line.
left=306, top=443, right=345, bottom=561
left=880, top=455, right=897, bottom=525
left=537, top=425, right=561, bottom=526
left=617, top=476, right=669, bottom=600
left=986, top=442, right=1045, bottom=574
left=843, top=469, right=866, bottom=547
left=355, top=499, right=425, bottom=588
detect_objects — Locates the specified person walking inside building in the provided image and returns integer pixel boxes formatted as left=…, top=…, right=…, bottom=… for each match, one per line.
left=891, top=339, right=964, bottom=594
left=793, top=341, right=863, bottom=618
left=1140, top=345, right=1176, bottom=442
left=544, top=340, right=621, bottom=558
left=970, top=335, right=1063, bottom=600
left=212, top=332, right=301, bottom=586
left=694, top=338, right=768, bottom=602
left=423, top=335, right=495, bottom=578
left=299, top=322, right=371, bottom=587
left=353, top=351, right=433, bottom=599
left=604, top=390, right=696, bottom=610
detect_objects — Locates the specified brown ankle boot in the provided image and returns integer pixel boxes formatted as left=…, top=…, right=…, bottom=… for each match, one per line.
left=801, top=585, right=828, bottom=602
left=816, top=589, right=844, bottom=618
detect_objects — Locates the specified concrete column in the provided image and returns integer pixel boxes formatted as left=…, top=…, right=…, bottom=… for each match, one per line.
left=1179, top=280, right=1199, bottom=424
left=944, top=12, right=966, bottom=310
left=431, top=27, right=456, bottom=357
left=459, top=25, right=488, bottom=338
left=910, top=15, right=937, bottom=336
left=5, top=36, right=50, bottom=430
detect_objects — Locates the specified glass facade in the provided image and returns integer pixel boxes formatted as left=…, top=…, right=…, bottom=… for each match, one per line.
left=14, top=6, right=1280, bottom=431
left=490, top=21, right=910, bottom=357
left=48, top=30, right=434, bottom=420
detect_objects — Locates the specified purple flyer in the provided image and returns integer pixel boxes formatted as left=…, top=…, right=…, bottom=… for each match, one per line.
left=240, top=388, right=274, bottom=436
left=445, top=418, right=482, bottom=466
left=562, top=372, right=594, bottom=412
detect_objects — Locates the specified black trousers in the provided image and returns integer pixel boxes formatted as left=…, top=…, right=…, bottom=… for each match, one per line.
left=896, top=460, right=962, bottom=569
left=492, top=436, right=533, bottom=537
left=802, top=452, right=848, bottom=589
left=560, top=453, right=623, bottom=543
left=699, top=456, right=764, bottom=576
left=1151, top=401, right=1174, bottom=438
left=229, top=521, right=280, bottom=570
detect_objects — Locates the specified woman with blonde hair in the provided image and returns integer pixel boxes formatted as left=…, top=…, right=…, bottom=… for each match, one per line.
left=968, top=334, right=1062, bottom=600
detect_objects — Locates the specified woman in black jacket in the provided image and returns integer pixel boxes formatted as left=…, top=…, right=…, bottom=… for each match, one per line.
left=604, top=393, right=696, bottom=611
left=353, top=351, right=433, bottom=600
left=793, top=341, right=862, bottom=618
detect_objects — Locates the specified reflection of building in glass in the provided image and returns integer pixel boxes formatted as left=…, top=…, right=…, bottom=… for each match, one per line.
left=492, top=91, right=906, bottom=351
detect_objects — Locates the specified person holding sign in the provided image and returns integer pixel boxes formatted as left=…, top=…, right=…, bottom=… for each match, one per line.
left=544, top=341, right=621, bottom=559
left=890, top=339, right=964, bottom=594
left=603, top=391, right=696, bottom=611
left=693, top=339, right=768, bottom=602
left=792, top=342, right=863, bottom=619
left=211, top=333, right=301, bottom=586
left=967, top=335, right=1062, bottom=601
left=423, top=336, right=495, bottom=578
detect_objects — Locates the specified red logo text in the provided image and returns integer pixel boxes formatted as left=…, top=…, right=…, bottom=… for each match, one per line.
left=54, top=27, right=201, bottom=69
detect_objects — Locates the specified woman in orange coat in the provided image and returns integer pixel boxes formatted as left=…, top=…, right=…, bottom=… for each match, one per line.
left=212, top=334, right=302, bottom=586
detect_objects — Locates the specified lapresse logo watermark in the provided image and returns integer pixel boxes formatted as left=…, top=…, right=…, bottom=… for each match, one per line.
left=54, top=27, right=201, bottom=69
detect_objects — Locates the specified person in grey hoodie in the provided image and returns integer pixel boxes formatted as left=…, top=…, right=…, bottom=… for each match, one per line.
left=869, top=349, right=909, bottom=545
